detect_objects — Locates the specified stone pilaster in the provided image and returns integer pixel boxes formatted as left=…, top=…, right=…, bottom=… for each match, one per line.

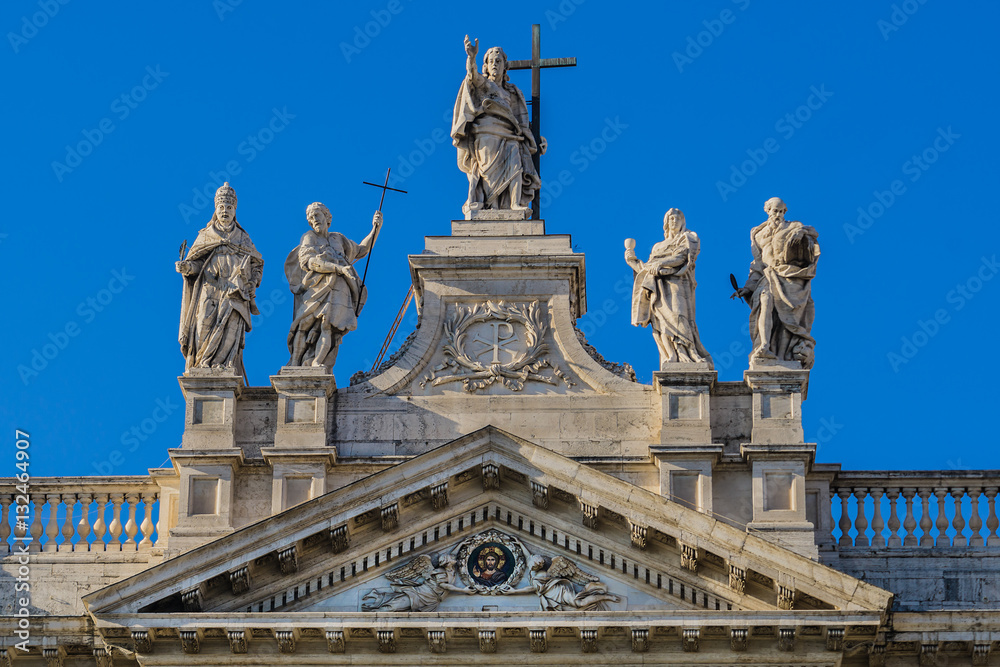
left=177, top=369, right=244, bottom=449
left=650, top=444, right=723, bottom=514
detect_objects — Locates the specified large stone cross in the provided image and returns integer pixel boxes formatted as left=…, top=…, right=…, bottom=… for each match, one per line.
left=508, top=23, right=577, bottom=220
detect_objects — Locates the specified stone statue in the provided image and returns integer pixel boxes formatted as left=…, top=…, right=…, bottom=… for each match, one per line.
left=732, top=197, right=820, bottom=369
left=452, top=35, right=540, bottom=217
left=625, top=209, right=713, bottom=368
left=285, top=203, right=382, bottom=369
left=176, top=182, right=263, bottom=375
left=360, top=554, right=472, bottom=612
left=502, top=554, right=620, bottom=611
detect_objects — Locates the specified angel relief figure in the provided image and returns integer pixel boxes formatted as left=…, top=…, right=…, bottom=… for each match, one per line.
left=502, top=554, right=620, bottom=611
left=360, top=554, right=472, bottom=612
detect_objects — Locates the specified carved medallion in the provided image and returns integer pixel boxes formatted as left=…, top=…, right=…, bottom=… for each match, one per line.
left=420, top=301, right=575, bottom=392
left=456, top=530, right=528, bottom=592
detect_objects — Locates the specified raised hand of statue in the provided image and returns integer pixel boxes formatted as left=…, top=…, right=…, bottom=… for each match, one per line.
left=175, top=260, right=194, bottom=276
left=372, top=210, right=383, bottom=231
left=464, top=35, right=478, bottom=58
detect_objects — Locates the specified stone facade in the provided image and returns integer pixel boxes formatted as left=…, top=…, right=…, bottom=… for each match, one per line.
left=2, top=218, right=999, bottom=666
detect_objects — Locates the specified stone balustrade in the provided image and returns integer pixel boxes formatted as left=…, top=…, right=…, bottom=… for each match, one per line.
left=830, top=471, right=1000, bottom=549
left=0, top=476, right=164, bottom=553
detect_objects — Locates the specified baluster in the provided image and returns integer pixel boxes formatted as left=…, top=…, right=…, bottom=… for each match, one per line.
left=853, top=489, right=870, bottom=547
left=871, top=488, right=886, bottom=548
left=886, top=488, right=901, bottom=547
left=76, top=493, right=93, bottom=552
left=139, top=492, right=156, bottom=548
left=837, top=489, right=852, bottom=546
left=43, top=493, right=60, bottom=553
left=902, top=488, right=918, bottom=546
left=969, top=488, right=984, bottom=547
left=60, top=493, right=76, bottom=552
left=933, top=488, right=950, bottom=547
left=108, top=493, right=124, bottom=550
left=93, top=494, right=108, bottom=550
left=29, top=496, right=45, bottom=553
left=986, top=488, right=999, bottom=547
left=12, top=497, right=28, bottom=544
left=950, top=488, right=967, bottom=547
left=0, top=496, right=11, bottom=553
left=828, top=489, right=837, bottom=545
left=918, top=488, right=933, bottom=547
left=123, top=493, right=139, bottom=549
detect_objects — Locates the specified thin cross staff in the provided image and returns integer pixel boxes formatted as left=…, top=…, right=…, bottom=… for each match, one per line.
left=356, top=168, right=407, bottom=315
left=508, top=23, right=577, bottom=220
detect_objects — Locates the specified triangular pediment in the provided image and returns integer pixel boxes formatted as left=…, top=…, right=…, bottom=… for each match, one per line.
left=85, top=427, right=891, bottom=624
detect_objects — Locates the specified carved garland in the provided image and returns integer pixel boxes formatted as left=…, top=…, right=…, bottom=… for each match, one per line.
left=420, top=301, right=575, bottom=392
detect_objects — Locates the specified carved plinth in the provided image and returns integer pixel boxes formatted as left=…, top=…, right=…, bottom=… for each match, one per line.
left=453, top=218, right=545, bottom=235
left=178, top=369, right=244, bottom=450
left=650, top=444, right=722, bottom=515
left=270, top=366, right=337, bottom=449
left=462, top=208, right=531, bottom=221
left=653, top=368, right=716, bottom=445
left=744, top=367, right=809, bottom=444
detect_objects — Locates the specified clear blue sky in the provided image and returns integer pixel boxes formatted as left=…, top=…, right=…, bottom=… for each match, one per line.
left=3, top=0, right=998, bottom=476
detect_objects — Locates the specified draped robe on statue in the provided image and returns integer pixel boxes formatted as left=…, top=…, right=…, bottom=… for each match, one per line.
left=178, top=218, right=262, bottom=375
left=744, top=220, right=820, bottom=368
left=452, top=74, right=539, bottom=211
left=284, top=230, right=367, bottom=368
left=631, top=229, right=712, bottom=366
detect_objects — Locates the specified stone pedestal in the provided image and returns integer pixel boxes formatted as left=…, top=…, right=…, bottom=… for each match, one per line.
left=653, top=366, right=716, bottom=445
left=650, top=444, right=723, bottom=514
left=264, top=367, right=338, bottom=513
left=741, top=442, right=817, bottom=558
left=744, top=367, right=809, bottom=445
left=177, top=369, right=244, bottom=450
left=452, top=219, right=545, bottom=236
left=166, top=448, right=244, bottom=557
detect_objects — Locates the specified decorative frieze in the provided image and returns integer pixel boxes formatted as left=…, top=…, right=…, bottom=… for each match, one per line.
left=778, top=628, right=795, bottom=652
left=326, top=630, right=345, bottom=653
left=278, top=545, right=298, bottom=574
left=431, top=482, right=449, bottom=510
left=629, top=521, right=647, bottom=550
left=179, top=630, right=200, bottom=654
left=377, top=630, right=396, bottom=653
left=631, top=628, right=649, bottom=653
left=427, top=630, right=446, bottom=654
left=531, top=481, right=548, bottom=509
left=381, top=503, right=399, bottom=531
left=826, top=627, right=844, bottom=651
left=330, top=524, right=350, bottom=553
left=227, top=630, right=248, bottom=654
left=529, top=629, right=547, bottom=653
left=479, top=629, right=497, bottom=653
left=132, top=630, right=153, bottom=654
left=482, top=463, right=499, bottom=490
left=729, top=565, right=746, bottom=594
left=682, top=628, right=699, bottom=652
left=581, top=629, right=598, bottom=653
left=275, top=630, right=295, bottom=654
left=731, top=628, right=748, bottom=651
left=681, top=544, right=698, bottom=572
left=229, top=565, right=251, bottom=595
left=581, top=501, right=599, bottom=529
left=181, top=587, right=203, bottom=612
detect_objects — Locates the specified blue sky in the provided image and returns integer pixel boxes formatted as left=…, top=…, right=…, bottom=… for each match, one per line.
left=3, top=0, right=998, bottom=476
